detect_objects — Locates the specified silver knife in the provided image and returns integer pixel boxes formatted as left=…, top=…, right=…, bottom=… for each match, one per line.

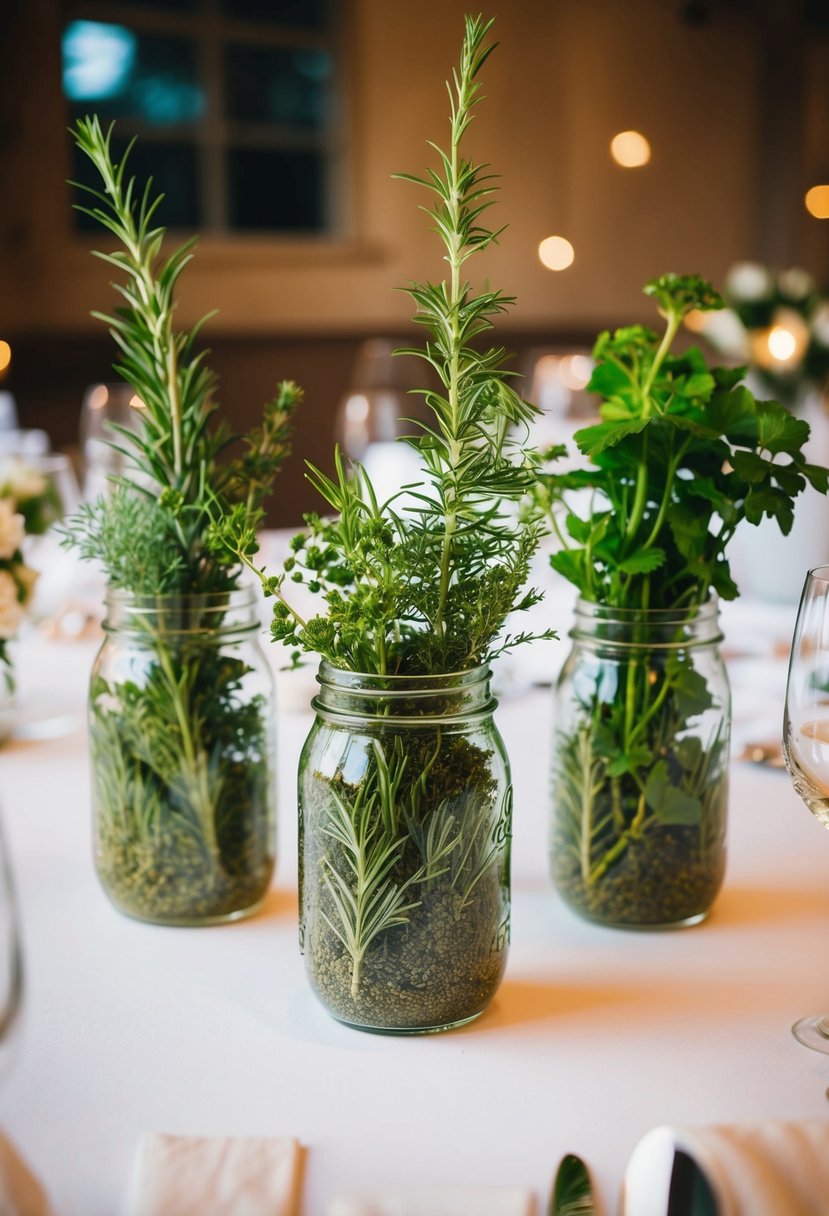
left=549, top=1153, right=597, bottom=1216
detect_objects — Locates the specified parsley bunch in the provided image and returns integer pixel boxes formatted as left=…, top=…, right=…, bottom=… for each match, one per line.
left=535, top=273, right=829, bottom=610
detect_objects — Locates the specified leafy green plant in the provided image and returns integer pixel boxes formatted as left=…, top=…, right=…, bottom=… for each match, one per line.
left=536, top=273, right=828, bottom=611
left=219, top=14, right=543, bottom=1023
left=213, top=14, right=554, bottom=676
left=536, top=274, right=829, bottom=924
left=65, top=117, right=299, bottom=922
left=67, top=118, right=298, bottom=596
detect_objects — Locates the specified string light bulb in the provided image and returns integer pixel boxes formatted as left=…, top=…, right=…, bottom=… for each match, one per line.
left=805, top=185, right=829, bottom=220
left=538, top=235, right=575, bottom=271
left=767, top=326, right=797, bottom=363
left=610, top=130, right=651, bottom=168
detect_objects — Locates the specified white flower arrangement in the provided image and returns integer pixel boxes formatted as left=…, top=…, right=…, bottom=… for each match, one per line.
left=0, top=458, right=56, bottom=674
left=691, top=261, right=829, bottom=409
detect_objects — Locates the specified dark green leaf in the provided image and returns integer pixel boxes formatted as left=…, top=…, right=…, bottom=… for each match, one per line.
left=618, top=547, right=666, bottom=574
left=645, top=760, right=704, bottom=825
left=550, top=1153, right=596, bottom=1216
left=575, top=416, right=649, bottom=457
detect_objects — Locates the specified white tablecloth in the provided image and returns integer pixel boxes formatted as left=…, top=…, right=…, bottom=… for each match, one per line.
left=1, top=599, right=828, bottom=1216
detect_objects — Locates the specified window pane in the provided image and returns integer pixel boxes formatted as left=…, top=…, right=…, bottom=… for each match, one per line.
left=62, top=21, right=203, bottom=126
left=219, top=0, right=329, bottom=29
left=109, top=0, right=197, bottom=9
left=224, top=44, right=332, bottom=128
left=227, top=148, right=325, bottom=231
left=71, top=138, right=201, bottom=231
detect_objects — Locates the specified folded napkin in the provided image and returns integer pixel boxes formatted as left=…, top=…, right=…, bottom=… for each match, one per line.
left=0, top=1129, right=54, bottom=1216
left=326, top=1187, right=535, bottom=1216
left=122, top=1133, right=301, bottom=1216
left=622, top=1120, right=829, bottom=1216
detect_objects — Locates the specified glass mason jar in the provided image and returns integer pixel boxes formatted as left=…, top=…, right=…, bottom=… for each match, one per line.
left=89, top=588, right=276, bottom=925
left=550, top=600, right=730, bottom=928
left=298, top=662, right=512, bottom=1033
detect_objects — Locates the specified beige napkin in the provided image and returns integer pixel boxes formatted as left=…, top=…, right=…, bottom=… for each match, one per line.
left=0, top=1129, right=54, bottom=1216
left=622, top=1120, right=829, bottom=1216
left=122, top=1133, right=301, bottom=1216
left=326, top=1187, right=535, bottom=1216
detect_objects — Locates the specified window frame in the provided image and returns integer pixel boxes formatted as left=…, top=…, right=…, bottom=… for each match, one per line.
left=60, top=0, right=352, bottom=239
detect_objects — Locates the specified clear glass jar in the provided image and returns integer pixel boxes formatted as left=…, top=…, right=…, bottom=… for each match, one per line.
left=89, top=588, right=276, bottom=925
left=298, top=662, right=512, bottom=1033
left=550, top=599, right=730, bottom=928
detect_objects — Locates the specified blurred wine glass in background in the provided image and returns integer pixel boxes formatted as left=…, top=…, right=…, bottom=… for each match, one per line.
left=79, top=381, right=144, bottom=501
left=782, top=563, right=829, bottom=1053
left=335, top=338, right=423, bottom=505
left=0, top=808, right=22, bottom=1076
left=14, top=454, right=82, bottom=627
left=523, top=349, right=595, bottom=452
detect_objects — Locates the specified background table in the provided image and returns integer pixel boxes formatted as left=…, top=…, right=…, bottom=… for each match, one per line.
left=1, top=596, right=828, bottom=1215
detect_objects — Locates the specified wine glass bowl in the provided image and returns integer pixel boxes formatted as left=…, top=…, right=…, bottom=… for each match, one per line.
left=0, top=809, right=23, bottom=1076
left=79, top=381, right=143, bottom=501
left=782, top=563, right=829, bottom=1052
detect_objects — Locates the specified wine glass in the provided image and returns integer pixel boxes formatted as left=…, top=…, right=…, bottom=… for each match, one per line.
left=79, top=380, right=144, bottom=501
left=0, top=806, right=23, bottom=1074
left=782, top=563, right=829, bottom=1052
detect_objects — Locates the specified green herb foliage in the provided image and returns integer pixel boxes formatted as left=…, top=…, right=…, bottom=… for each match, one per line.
left=213, top=15, right=555, bottom=675
left=65, top=117, right=297, bottom=923
left=301, top=725, right=510, bottom=1027
left=284, top=15, right=523, bottom=1028
left=65, top=116, right=299, bottom=594
left=540, top=274, right=828, bottom=925
left=91, top=633, right=274, bottom=923
left=534, top=273, right=829, bottom=611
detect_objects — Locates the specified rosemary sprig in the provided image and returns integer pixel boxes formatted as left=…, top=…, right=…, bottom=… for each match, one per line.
left=65, top=116, right=300, bottom=594
left=213, top=14, right=556, bottom=674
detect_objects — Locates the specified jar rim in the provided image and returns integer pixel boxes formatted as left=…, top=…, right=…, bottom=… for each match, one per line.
left=317, top=659, right=492, bottom=686
left=313, top=659, right=497, bottom=725
left=105, top=585, right=258, bottom=610
left=102, top=583, right=261, bottom=637
left=574, top=596, right=719, bottom=624
left=570, top=596, right=723, bottom=649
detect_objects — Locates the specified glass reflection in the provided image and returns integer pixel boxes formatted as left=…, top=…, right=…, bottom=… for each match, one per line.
left=62, top=21, right=204, bottom=125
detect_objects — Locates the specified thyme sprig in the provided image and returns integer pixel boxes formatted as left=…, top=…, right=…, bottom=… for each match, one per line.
left=214, top=14, right=555, bottom=673
left=65, top=116, right=300, bottom=594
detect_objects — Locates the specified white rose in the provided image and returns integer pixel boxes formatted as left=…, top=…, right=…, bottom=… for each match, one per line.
left=696, top=307, right=749, bottom=359
left=0, top=570, right=24, bottom=640
left=0, top=498, right=25, bottom=560
left=0, top=458, right=47, bottom=502
left=724, top=262, right=773, bottom=303
left=777, top=266, right=815, bottom=301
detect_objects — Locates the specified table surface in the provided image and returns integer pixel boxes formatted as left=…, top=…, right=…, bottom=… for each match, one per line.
left=1, top=593, right=828, bottom=1216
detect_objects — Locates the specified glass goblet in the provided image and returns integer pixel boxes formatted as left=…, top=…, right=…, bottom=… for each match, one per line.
left=0, top=807, right=23, bottom=1072
left=782, top=563, right=829, bottom=1052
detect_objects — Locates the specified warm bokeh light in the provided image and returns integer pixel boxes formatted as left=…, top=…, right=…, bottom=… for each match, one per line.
left=89, top=384, right=109, bottom=410
left=558, top=354, right=592, bottom=390
left=538, top=235, right=575, bottom=271
left=684, top=309, right=707, bottom=333
left=767, top=326, right=798, bottom=362
left=0, top=342, right=11, bottom=376
left=129, top=394, right=146, bottom=409
left=610, top=130, right=651, bottom=168
left=805, top=185, right=829, bottom=220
